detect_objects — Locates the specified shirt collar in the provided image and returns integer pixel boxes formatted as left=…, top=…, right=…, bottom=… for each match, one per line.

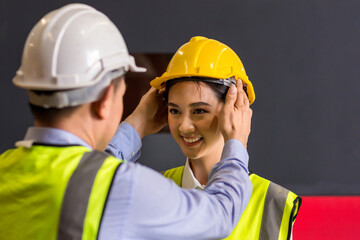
left=182, top=158, right=205, bottom=190
left=15, top=127, right=92, bottom=149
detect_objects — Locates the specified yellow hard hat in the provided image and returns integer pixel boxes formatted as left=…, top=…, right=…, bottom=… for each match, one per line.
left=150, top=36, right=255, bottom=104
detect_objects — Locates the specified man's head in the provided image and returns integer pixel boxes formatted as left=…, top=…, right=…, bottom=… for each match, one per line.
left=13, top=4, right=145, bottom=149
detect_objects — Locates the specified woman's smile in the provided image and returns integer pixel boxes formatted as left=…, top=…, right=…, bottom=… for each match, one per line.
left=181, top=136, right=203, bottom=146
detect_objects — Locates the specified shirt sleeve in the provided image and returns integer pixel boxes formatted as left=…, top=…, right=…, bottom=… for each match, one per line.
left=99, top=138, right=252, bottom=240
left=105, top=121, right=142, bottom=162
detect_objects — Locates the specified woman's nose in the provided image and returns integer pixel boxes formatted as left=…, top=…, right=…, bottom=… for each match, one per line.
left=179, top=116, right=195, bottom=133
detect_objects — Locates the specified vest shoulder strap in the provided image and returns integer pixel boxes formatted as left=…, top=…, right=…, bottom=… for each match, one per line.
left=58, top=151, right=122, bottom=240
left=251, top=174, right=301, bottom=240
left=162, top=166, right=185, bottom=187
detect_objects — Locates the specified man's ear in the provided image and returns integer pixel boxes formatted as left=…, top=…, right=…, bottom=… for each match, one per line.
left=91, top=84, right=115, bottom=119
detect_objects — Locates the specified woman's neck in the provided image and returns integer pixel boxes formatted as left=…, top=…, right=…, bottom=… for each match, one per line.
left=189, top=141, right=224, bottom=185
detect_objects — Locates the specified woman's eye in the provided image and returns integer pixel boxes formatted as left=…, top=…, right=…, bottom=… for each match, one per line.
left=169, top=108, right=180, bottom=114
left=193, top=109, right=207, bottom=114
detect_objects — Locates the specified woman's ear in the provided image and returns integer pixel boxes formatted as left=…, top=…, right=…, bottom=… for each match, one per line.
left=91, top=84, right=115, bottom=119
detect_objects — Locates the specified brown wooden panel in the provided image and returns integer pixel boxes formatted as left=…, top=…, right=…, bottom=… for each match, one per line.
left=122, top=53, right=173, bottom=132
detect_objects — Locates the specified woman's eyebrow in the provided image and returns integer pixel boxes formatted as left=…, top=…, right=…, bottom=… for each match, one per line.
left=168, top=102, right=210, bottom=108
left=190, top=102, right=211, bottom=107
left=168, top=102, right=211, bottom=108
left=168, top=102, right=179, bottom=107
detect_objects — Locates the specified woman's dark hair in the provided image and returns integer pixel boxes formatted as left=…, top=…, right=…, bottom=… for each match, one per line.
left=164, top=77, right=229, bottom=102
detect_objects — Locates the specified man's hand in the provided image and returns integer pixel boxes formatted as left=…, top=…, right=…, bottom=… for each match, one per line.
left=125, top=87, right=168, bottom=138
left=219, top=80, right=253, bottom=148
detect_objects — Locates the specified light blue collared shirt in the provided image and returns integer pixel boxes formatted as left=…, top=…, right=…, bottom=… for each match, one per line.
left=19, top=122, right=252, bottom=239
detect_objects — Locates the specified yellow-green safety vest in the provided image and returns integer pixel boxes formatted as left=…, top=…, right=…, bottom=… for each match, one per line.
left=0, top=145, right=123, bottom=240
left=164, top=166, right=301, bottom=240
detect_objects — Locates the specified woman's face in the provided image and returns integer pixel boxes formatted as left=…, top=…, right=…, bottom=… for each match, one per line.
left=168, top=81, right=224, bottom=160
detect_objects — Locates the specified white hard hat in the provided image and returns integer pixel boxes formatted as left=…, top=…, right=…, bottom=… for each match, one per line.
left=13, top=3, right=145, bottom=108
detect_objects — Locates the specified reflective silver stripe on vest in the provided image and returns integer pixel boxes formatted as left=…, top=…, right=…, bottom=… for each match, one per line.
left=58, top=151, right=108, bottom=240
left=259, top=181, right=289, bottom=240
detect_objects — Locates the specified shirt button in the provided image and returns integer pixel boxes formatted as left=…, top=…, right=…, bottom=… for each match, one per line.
left=131, top=152, right=135, bottom=157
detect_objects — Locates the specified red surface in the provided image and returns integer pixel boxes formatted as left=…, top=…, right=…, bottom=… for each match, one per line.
left=293, top=196, right=360, bottom=240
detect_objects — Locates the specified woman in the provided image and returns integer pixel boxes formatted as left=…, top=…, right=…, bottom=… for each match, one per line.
left=151, top=36, right=301, bottom=239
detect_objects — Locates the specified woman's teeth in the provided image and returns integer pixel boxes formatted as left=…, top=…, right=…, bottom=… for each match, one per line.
left=183, top=137, right=201, bottom=143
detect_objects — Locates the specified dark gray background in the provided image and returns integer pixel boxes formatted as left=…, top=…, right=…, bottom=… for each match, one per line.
left=1, top=0, right=359, bottom=195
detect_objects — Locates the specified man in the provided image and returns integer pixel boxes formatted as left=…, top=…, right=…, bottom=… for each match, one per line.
left=0, top=4, right=253, bottom=239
